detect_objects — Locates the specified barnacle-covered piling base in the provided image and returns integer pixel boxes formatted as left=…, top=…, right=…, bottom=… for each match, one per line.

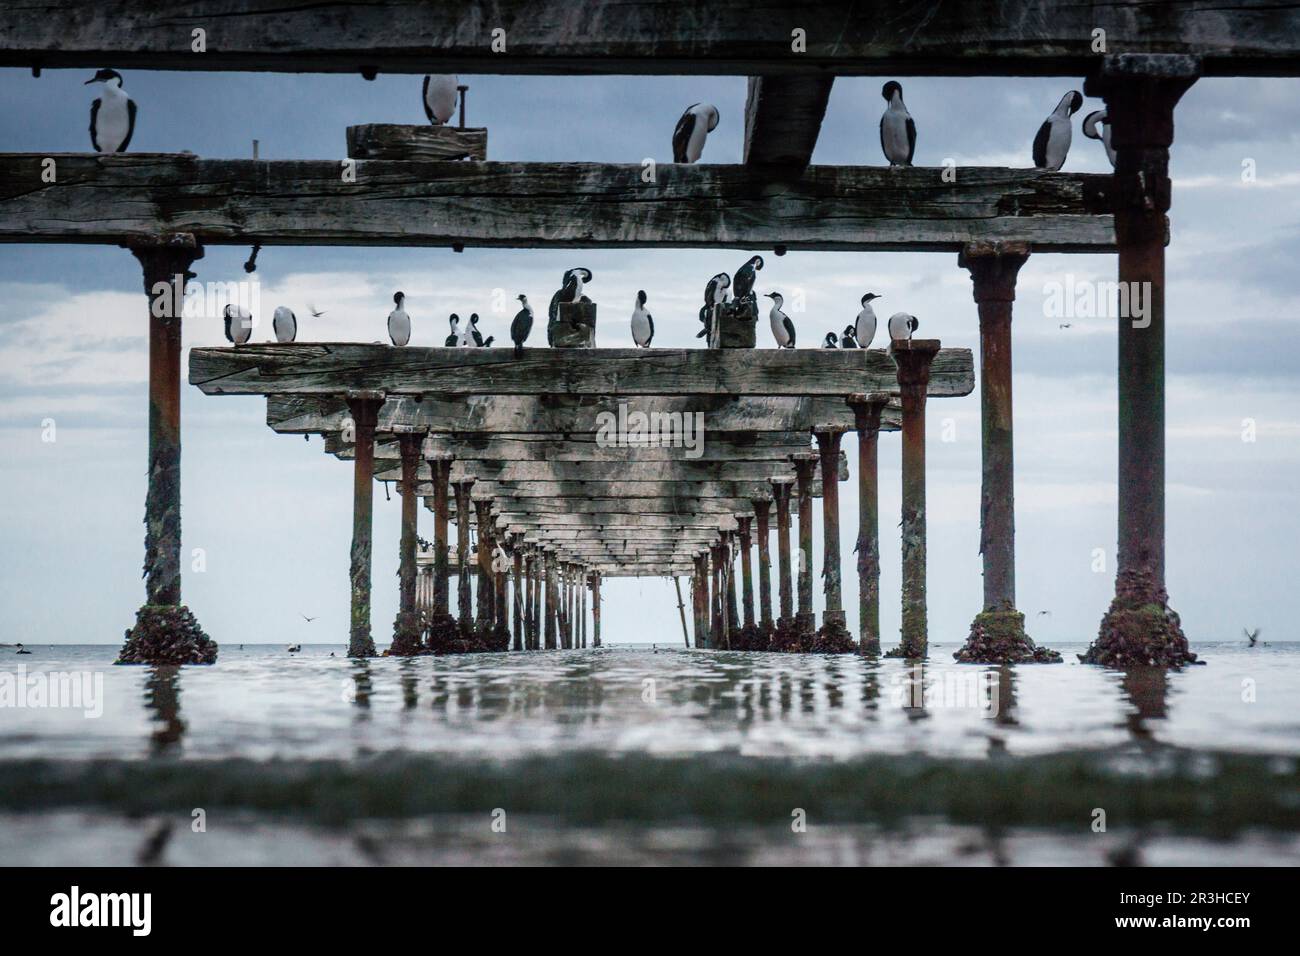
left=117, top=605, right=218, bottom=665
left=955, top=608, right=1062, bottom=664
left=1082, top=572, right=1200, bottom=668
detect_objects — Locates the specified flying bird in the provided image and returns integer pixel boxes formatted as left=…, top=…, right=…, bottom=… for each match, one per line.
left=308, top=303, right=327, bottom=318
left=223, top=304, right=253, bottom=345
left=510, top=294, right=534, bottom=357
left=765, top=292, right=796, bottom=348
left=822, top=332, right=838, bottom=349
left=301, top=614, right=317, bottom=623
left=672, top=103, right=720, bottom=163
left=879, top=81, right=915, bottom=166
left=856, top=292, right=881, bottom=348
left=1082, top=108, right=1116, bottom=168
left=272, top=306, right=297, bottom=343
left=1244, top=628, right=1261, bottom=647
left=733, top=256, right=764, bottom=300
left=631, top=290, right=655, bottom=347
left=387, top=291, right=411, bottom=346
left=422, top=75, right=459, bottom=125
left=1033, top=91, right=1083, bottom=171
left=86, top=69, right=136, bottom=153
left=887, top=311, right=918, bottom=342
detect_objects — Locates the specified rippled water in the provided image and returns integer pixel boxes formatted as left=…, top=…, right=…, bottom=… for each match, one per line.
left=2, top=642, right=1297, bottom=864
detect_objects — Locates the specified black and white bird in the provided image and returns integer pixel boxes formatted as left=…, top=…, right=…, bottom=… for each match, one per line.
left=631, top=290, right=655, bottom=347
left=879, top=81, right=915, bottom=167
left=672, top=103, right=720, bottom=163
left=841, top=325, right=860, bottom=349
left=444, top=314, right=461, bottom=347
left=422, top=75, right=459, bottom=125
left=468, top=313, right=493, bottom=347
left=1033, top=91, right=1083, bottom=171
left=765, top=292, right=796, bottom=348
left=822, top=332, right=839, bottom=349
left=510, top=294, right=534, bottom=357
left=223, top=304, right=253, bottom=346
left=856, top=292, right=881, bottom=348
left=86, top=69, right=136, bottom=153
left=887, top=311, right=919, bottom=343
left=549, top=267, right=592, bottom=325
left=733, top=256, right=764, bottom=300
left=1082, top=108, right=1116, bottom=168
left=698, top=272, right=731, bottom=339
left=388, top=291, right=411, bottom=346
left=272, top=305, right=297, bottom=343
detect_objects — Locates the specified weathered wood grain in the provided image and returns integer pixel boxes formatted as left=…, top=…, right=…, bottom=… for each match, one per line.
left=191, top=345, right=975, bottom=397
left=2, top=2, right=1297, bottom=75
left=426, top=479, right=828, bottom=498
left=346, top=124, right=486, bottom=161
left=270, top=394, right=902, bottom=435
left=744, top=76, right=834, bottom=167
left=328, top=433, right=820, bottom=463
left=0, top=156, right=1115, bottom=251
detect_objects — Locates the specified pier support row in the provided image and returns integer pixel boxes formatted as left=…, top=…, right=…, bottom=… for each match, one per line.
left=118, top=235, right=218, bottom=665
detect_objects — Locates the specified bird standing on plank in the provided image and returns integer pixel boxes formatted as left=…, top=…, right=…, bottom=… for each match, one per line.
left=841, top=325, right=860, bottom=348
left=510, top=294, right=534, bottom=357
left=765, top=292, right=796, bottom=348
left=388, top=291, right=411, bottom=346
left=879, top=81, right=915, bottom=167
left=444, top=314, right=461, bottom=347
left=855, top=292, right=881, bottom=348
left=698, top=272, right=731, bottom=340
left=631, top=290, right=654, bottom=347
left=733, top=256, right=764, bottom=300
left=822, top=332, right=838, bottom=349
left=887, top=311, right=918, bottom=343
left=468, top=313, right=493, bottom=346
left=672, top=103, right=720, bottom=163
left=422, top=75, right=458, bottom=125
left=86, top=69, right=136, bottom=153
left=272, top=306, right=297, bottom=343
left=223, top=304, right=253, bottom=345
left=1033, top=91, right=1083, bottom=171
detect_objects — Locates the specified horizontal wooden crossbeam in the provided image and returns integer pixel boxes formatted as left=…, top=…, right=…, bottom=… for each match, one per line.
left=0, top=155, right=1115, bottom=252
left=191, top=344, right=974, bottom=397
left=1, top=2, right=1295, bottom=76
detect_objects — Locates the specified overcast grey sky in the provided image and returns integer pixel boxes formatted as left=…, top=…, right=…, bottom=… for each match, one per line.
left=1, top=68, right=1297, bottom=646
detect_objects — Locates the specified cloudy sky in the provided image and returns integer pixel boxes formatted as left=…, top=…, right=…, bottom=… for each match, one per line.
left=1, top=69, right=1297, bottom=648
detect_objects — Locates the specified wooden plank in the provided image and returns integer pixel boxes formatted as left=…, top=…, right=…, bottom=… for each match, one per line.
left=454, top=498, right=758, bottom=514
left=486, top=514, right=740, bottom=529
left=191, top=345, right=975, bottom=397
left=347, top=125, right=486, bottom=162
left=328, top=433, right=820, bottom=463
left=431, top=479, right=827, bottom=498
left=3, top=2, right=1298, bottom=76
left=0, top=156, right=1115, bottom=252
left=744, top=76, right=834, bottom=167
left=269, top=394, right=902, bottom=434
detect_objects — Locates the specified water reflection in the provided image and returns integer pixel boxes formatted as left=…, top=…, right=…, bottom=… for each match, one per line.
left=1119, top=666, right=1170, bottom=742
left=143, top=666, right=185, bottom=754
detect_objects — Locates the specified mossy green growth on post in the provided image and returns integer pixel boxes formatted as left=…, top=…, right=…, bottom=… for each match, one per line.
left=955, top=609, right=1061, bottom=663
left=117, top=605, right=217, bottom=665
left=388, top=610, right=425, bottom=656
left=812, top=616, right=857, bottom=654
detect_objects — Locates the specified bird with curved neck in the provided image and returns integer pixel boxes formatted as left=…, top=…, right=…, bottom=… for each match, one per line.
left=765, top=292, right=796, bottom=349
left=422, top=74, right=458, bottom=125
left=1033, top=91, right=1083, bottom=171
left=444, top=313, right=460, bottom=347
left=672, top=103, right=720, bottom=163
left=1082, top=108, right=1115, bottom=168
left=733, top=256, right=764, bottom=300
left=879, top=81, right=915, bottom=167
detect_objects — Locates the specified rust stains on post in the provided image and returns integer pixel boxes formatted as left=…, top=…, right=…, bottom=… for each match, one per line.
left=1081, top=54, right=1200, bottom=667
left=346, top=391, right=385, bottom=657
left=428, top=453, right=452, bottom=617
left=475, top=499, right=494, bottom=631
left=544, top=548, right=558, bottom=649
left=891, top=340, right=940, bottom=658
left=724, top=531, right=738, bottom=646
left=737, top=515, right=755, bottom=630
left=791, top=452, right=818, bottom=636
left=512, top=537, right=523, bottom=651
left=813, top=430, right=845, bottom=623
left=391, top=431, right=424, bottom=654
left=847, top=393, right=889, bottom=654
left=592, top=570, right=602, bottom=648
left=454, top=479, right=475, bottom=629
left=692, top=552, right=709, bottom=648
left=752, top=498, right=774, bottom=633
left=771, top=478, right=794, bottom=625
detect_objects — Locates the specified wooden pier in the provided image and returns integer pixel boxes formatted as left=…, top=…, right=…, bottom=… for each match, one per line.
left=0, top=0, right=1265, bottom=666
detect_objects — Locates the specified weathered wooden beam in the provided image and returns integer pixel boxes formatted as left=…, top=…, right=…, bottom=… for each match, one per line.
left=493, top=514, right=737, bottom=530
left=192, top=345, right=975, bottom=397
left=347, top=124, right=486, bottom=162
left=4, top=2, right=1298, bottom=76
left=2, top=156, right=1115, bottom=252
left=273, top=394, right=902, bottom=435
left=744, top=76, right=834, bottom=167
left=329, top=433, right=824, bottom=463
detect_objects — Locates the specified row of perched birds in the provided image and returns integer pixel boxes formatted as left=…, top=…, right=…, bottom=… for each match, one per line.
left=223, top=270, right=917, bottom=351
left=83, top=71, right=1111, bottom=170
